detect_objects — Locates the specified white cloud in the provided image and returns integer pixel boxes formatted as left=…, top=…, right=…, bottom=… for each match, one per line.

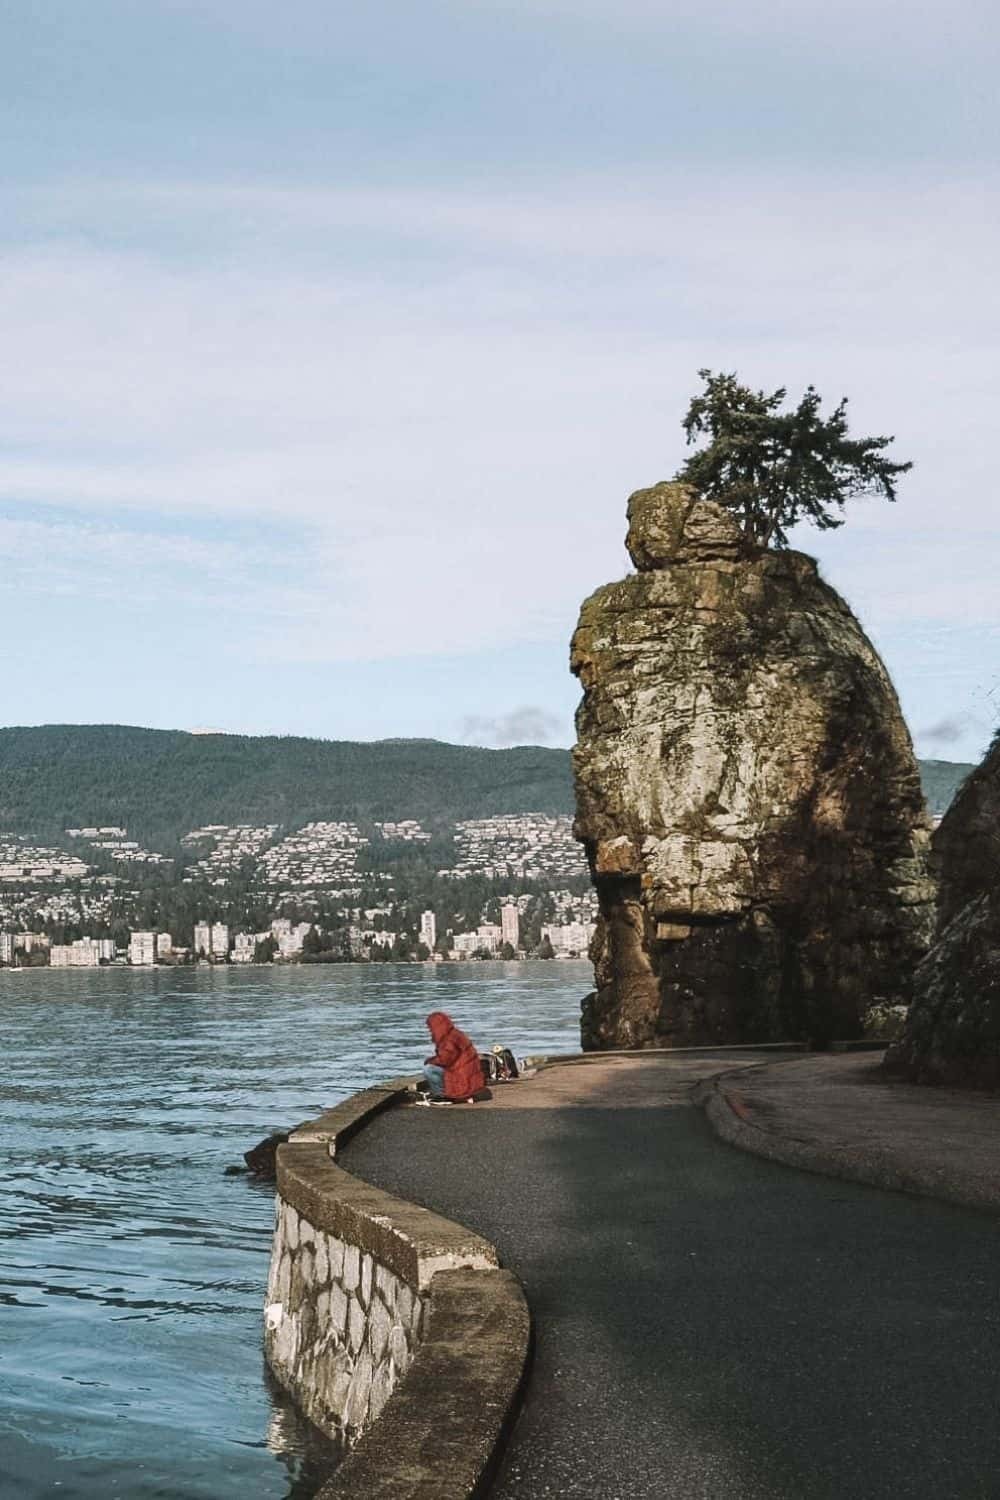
left=1, top=171, right=997, bottom=673
left=917, top=715, right=975, bottom=747
left=460, top=706, right=566, bottom=747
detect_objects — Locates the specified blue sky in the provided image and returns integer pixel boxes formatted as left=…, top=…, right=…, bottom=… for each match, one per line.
left=1, top=1, right=998, bottom=759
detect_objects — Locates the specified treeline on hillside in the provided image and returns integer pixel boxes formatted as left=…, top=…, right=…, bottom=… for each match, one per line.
left=26, top=866, right=592, bottom=952
left=0, top=724, right=972, bottom=845
left=918, top=759, right=977, bottom=818
left=0, top=725, right=574, bottom=844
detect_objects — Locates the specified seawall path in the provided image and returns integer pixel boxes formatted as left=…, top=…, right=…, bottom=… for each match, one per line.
left=342, top=1053, right=1000, bottom=1499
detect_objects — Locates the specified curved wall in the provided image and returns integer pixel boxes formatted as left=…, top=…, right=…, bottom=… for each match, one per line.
left=266, top=1182, right=425, bottom=1441
left=262, top=1081, right=526, bottom=1484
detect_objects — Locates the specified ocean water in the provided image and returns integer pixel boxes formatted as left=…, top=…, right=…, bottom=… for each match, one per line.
left=0, top=962, right=587, bottom=1500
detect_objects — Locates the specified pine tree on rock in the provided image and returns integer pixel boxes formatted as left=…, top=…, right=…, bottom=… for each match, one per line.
left=677, top=370, right=912, bottom=548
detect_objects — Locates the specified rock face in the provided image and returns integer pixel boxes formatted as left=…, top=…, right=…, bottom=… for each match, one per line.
left=887, top=738, right=1000, bottom=1087
left=244, top=1130, right=292, bottom=1179
left=571, top=481, right=934, bottom=1049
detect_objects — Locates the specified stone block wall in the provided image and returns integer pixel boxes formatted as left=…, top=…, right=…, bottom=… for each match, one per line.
left=265, top=1197, right=424, bottom=1443
left=262, top=1092, right=499, bottom=1457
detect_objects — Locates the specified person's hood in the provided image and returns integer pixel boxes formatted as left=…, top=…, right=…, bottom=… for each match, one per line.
left=426, top=1010, right=453, bottom=1043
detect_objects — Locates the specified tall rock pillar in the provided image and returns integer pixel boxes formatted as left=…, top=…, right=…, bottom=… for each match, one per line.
left=886, top=737, right=1000, bottom=1088
left=571, top=481, right=934, bottom=1049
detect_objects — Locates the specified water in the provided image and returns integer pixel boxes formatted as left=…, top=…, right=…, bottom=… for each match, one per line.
left=0, top=962, right=587, bottom=1500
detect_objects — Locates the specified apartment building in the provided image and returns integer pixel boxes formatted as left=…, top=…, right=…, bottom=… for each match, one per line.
left=541, top=921, right=595, bottom=957
left=276, top=921, right=311, bottom=958
left=51, top=938, right=103, bottom=968
left=452, top=923, right=502, bottom=957
left=129, top=931, right=157, bottom=966
left=501, top=902, right=520, bottom=949
left=232, top=931, right=268, bottom=963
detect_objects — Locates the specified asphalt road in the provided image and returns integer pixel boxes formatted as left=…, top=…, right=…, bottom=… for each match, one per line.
left=342, top=1078, right=1000, bottom=1500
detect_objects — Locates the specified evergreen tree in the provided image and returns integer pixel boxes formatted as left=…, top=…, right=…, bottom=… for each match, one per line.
left=254, top=934, right=278, bottom=963
left=301, top=925, right=324, bottom=956
left=678, top=370, right=912, bottom=548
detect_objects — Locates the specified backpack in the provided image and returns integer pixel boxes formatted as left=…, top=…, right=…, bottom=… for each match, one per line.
left=479, top=1046, right=520, bottom=1084
left=498, top=1047, right=519, bottom=1079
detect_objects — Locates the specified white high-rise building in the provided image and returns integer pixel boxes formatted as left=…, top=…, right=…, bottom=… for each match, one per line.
left=51, top=938, right=103, bottom=968
left=193, top=921, right=211, bottom=957
left=276, top=922, right=312, bottom=958
left=129, top=931, right=157, bottom=966
left=157, top=932, right=172, bottom=957
left=451, top=924, right=504, bottom=957
left=541, top=921, right=595, bottom=957
left=210, top=922, right=230, bottom=958
left=420, top=910, right=437, bottom=952
left=0, top=933, right=14, bottom=964
left=501, top=902, right=520, bottom=950
left=476, top=923, right=502, bottom=953
left=233, top=931, right=266, bottom=963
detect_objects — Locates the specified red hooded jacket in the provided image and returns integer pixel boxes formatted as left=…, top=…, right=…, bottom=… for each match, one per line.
left=425, top=1011, right=482, bottom=1100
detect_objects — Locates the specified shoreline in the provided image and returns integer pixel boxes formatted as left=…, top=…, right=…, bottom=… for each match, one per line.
left=0, top=956, right=591, bottom=976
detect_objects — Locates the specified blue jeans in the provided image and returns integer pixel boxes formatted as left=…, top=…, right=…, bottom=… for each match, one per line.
left=423, top=1064, right=446, bottom=1099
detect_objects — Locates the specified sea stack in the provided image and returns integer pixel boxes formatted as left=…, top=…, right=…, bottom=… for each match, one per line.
left=887, top=736, right=1000, bottom=1087
left=571, top=480, right=934, bottom=1049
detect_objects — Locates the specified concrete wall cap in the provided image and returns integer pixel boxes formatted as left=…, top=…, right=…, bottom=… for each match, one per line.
left=288, top=1078, right=420, bottom=1154
left=276, top=1144, right=498, bottom=1293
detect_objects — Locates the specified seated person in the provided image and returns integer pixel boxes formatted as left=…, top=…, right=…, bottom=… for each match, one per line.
left=423, top=1010, right=482, bottom=1104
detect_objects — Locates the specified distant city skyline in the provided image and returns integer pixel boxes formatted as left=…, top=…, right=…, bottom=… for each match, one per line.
left=2, top=2, right=997, bottom=763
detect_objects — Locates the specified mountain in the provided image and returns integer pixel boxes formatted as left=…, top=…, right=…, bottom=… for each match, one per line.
left=917, top=758, right=977, bottom=819
left=0, top=724, right=973, bottom=849
left=0, top=725, right=574, bottom=846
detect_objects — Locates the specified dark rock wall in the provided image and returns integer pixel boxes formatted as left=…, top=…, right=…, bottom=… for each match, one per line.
left=572, top=481, right=934, bottom=1050
left=887, top=737, right=1000, bottom=1087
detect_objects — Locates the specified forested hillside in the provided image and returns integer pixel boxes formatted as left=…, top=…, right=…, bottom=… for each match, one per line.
left=918, top=758, right=976, bottom=818
left=0, top=725, right=973, bottom=846
left=0, top=725, right=574, bottom=844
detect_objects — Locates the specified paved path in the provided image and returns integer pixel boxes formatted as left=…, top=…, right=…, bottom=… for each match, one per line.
left=342, top=1056, right=1000, bottom=1500
left=703, top=1052, right=1000, bottom=1213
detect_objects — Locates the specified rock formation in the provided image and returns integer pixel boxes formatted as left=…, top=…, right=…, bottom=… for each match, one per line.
left=244, top=1130, right=291, bottom=1179
left=887, top=737, right=1000, bottom=1087
left=571, top=480, right=934, bottom=1050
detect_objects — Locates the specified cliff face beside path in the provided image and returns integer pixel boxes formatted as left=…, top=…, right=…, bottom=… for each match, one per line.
left=571, top=481, right=934, bottom=1049
left=887, top=737, right=1000, bottom=1088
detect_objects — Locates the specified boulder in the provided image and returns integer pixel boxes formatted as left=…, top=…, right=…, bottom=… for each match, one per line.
left=571, top=480, right=935, bottom=1049
left=887, top=737, right=1000, bottom=1087
left=244, top=1130, right=292, bottom=1179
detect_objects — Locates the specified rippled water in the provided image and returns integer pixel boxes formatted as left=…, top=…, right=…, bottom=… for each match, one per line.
left=0, top=962, right=586, bottom=1500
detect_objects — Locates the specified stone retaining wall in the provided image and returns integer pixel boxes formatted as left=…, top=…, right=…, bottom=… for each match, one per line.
left=263, top=1083, right=506, bottom=1462
left=265, top=1196, right=424, bottom=1441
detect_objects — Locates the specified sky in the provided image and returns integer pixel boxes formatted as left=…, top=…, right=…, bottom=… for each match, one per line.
left=1, top=1, right=998, bottom=761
